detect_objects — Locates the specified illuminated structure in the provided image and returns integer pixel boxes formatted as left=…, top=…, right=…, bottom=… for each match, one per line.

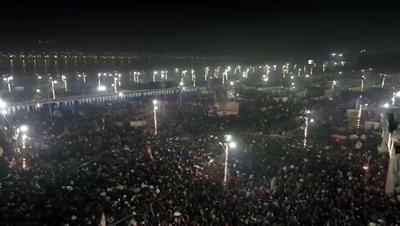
left=378, top=106, right=400, bottom=195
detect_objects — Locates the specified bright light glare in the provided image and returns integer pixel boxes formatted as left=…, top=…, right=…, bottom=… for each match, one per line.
left=229, top=141, right=237, bottom=149
left=118, top=92, right=124, bottom=97
left=0, top=99, right=7, bottom=108
left=383, top=103, right=390, bottom=108
left=153, top=99, right=158, bottom=105
left=20, top=125, right=28, bottom=132
left=97, top=85, right=107, bottom=91
left=179, top=81, right=184, bottom=86
left=230, top=81, right=234, bottom=86
left=225, top=134, right=232, bottom=142
left=1, top=109, right=7, bottom=115
left=395, top=91, right=400, bottom=97
left=310, top=118, right=315, bottom=123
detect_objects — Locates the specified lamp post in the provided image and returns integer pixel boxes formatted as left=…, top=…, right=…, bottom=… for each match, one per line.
left=179, top=81, right=185, bottom=104
left=50, top=79, right=58, bottom=99
left=392, top=91, right=400, bottom=106
left=220, top=134, right=237, bottom=187
left=331, top=80, right=337, bottom=100
left=381, top=74, right=386, bottom=88
left=191, top=69, right=196, bottom=87
left=361, top=75, right=366, bottom=92
left=61, top=75, right=67, bottom=92
left=98, top=73, right=102, bottom=87
left=153, top=99, right=158, bottom=135
left=301, top=110, right=314, bottom=148
left=77, top=73, right=87, bottom=83
left=113, top=76, right=119, bottom=93
left=153, top=71, right=158, bottom=82
left=3, top=76, right=13, bottom=93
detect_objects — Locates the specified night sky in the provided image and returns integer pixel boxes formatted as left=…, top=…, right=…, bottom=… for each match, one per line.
left=1, top=1, right=399, bottom=58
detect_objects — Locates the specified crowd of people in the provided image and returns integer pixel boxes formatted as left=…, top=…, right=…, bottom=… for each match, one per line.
left=0, top=92, right=399, bottom=226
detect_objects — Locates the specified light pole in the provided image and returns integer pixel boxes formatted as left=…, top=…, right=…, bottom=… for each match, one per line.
left=50, top=79, right=58, bottom=99
left=381, top=74, right=386, bottom=88
left=61, top=75, right=67, bottom=92
left=191, top=69, right=196, bottom=87
left=179, top=81, right=185, bottom=104
left=153, top=71, right=158, bottom=82
left=301, top=110, right=314, bottom=148
left=220, top=134, right=237, bottom=187
left=3, top=76, right=13, bottom=93
left=331, top=80, right=337, bottom=100
left=153, top=99, right=158, bottom=135
left=78, top=73, right=87, bottom=83
left=98, top=73, right=102, bottom=87
left=113, top=76, right=119, bottom=93
left=392, top=91, right=400, bottom=105
left=361, top=75, right=366, bottom=92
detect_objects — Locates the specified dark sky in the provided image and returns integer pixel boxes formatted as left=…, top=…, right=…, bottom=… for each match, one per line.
left=1, top=1, right=400, bottom=58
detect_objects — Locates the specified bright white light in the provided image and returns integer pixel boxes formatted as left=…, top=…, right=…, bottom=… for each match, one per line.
left=230, top=81, right=234, bottom=86
left=153, top=99, right=158, bottom=105
left=36, top=89, right=41, bottom=93
left=225, top=134, right=232, bottom=142
left=305, top=74, right=310, bottom=78
left=20, top=125, right=28, bottom=132
left=290, top=76, right=294, bottom=79
left=179, top=81, right=184, bottom=86
left=331, top=53, right=336, bottom=56
left=37, top=76, right=42, bottom=79
left=229, top=141, right=237, bottom=149
left=383, top=103, right=390, bottom=108
left=118, top=92, right=124, bottom=97
left=363, top=165, right=369, bottom=170
left=1, top=109, right=7, bottom=115
left=338, top=53, right=343, bottom=57
left=306, top=110, right=311, bottom=114
left=263, top=77, right=269, bottom=82
left=97, top=85, right=107, bottom=91
left=0, top=99, right=7, bottom=109
left=310, top=118, right=315, bottom=123
left=333, top=80, right=337, bottom=85
left=395, top=91, right=400, bottom=97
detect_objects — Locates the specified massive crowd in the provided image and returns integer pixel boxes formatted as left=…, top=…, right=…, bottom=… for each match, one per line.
left=0, top=92, right=399, bottom=226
